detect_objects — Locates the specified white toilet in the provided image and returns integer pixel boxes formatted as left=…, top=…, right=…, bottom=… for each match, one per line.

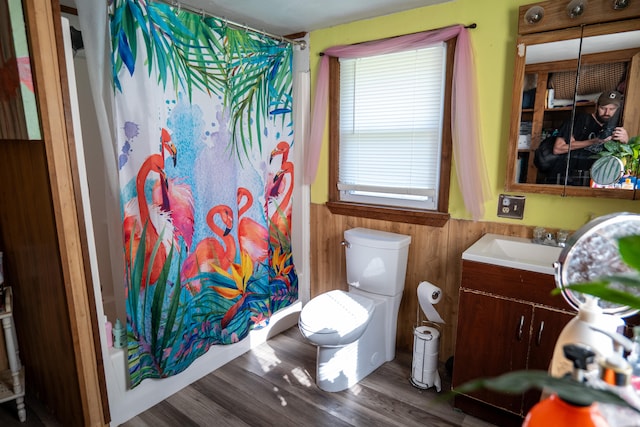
left=298, top=227, right=411, bottom=392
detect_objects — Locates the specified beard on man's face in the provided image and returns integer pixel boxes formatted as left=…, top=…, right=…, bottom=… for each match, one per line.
left=596, top=111, right=612, bottom=123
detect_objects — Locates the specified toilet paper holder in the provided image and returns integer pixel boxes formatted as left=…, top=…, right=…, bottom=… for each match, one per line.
left=410, top=281, right=443, bottom=391
left=416, top=281, right=444, bottom=325
left=413, top=288, right=442, bottom=355
left=414, top=316, right=442, bottom=335
left=411, top=319, right=442, bottom=391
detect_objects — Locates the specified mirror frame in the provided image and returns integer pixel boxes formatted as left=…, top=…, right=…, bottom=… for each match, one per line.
left=505, top=1, right=640, bottom=198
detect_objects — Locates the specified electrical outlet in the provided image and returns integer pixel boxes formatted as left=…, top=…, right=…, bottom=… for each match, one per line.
left=497, top=194, right=525, bottom=219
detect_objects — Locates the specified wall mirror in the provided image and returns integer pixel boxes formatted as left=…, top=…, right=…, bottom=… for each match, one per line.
left=505, top=0, right=640, bottom=198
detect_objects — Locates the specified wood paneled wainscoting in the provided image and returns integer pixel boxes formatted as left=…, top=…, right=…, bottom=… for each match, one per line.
left=310, top=203, right=547, bottom=363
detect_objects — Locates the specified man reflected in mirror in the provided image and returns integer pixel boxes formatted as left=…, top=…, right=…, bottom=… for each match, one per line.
left=543, top=90, right=629, bottom=186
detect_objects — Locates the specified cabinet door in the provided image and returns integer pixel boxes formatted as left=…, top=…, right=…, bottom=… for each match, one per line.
left=523, top=307, right=574, bottom=413
left=452, top=291, right=532, bottom=414
left=528, top=308, right=574, bottom=370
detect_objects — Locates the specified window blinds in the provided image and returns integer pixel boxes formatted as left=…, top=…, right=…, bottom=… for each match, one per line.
left=339, top=44, right=446, bottom=208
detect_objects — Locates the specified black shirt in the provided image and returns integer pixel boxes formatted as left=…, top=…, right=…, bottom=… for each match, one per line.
left=546, top=113, right=604, bottom=186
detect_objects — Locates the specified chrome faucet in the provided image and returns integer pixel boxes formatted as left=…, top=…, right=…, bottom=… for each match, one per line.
left=556, top=230, right=569, bottom=247
left=532, top=227, right=569, bottom=247
left=542, top=232, right=556, bottom=246
left=532, top=227, right=546, bottom=244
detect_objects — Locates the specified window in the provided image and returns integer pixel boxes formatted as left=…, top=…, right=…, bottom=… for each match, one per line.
left=328, top=40, right=454, bottom=226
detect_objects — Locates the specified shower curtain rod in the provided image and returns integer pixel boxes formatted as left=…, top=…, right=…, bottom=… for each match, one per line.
left=162, top=0, right=307, bottom=49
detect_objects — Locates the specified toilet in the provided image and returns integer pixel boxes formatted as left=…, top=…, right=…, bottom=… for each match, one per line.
left=298, top=227, right=411, bottom=392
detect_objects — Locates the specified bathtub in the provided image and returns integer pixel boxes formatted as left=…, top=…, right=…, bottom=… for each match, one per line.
left=103, top=302, right=300, bottom=426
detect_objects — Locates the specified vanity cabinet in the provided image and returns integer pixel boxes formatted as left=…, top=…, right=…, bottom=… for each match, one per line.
left=452, top=260, right=574, bottom=426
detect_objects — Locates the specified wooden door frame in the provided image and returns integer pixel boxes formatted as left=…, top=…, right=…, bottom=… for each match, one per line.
left=22, top=0, right=108, bottom=425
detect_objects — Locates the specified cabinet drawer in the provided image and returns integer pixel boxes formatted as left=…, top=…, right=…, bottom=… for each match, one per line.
left=461, top=260, right=574, bottom=312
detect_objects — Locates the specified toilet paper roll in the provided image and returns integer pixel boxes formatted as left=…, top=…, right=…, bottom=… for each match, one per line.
left=417, top=281, right=445, bottom=323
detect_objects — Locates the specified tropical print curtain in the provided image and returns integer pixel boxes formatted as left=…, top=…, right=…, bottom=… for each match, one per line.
left=109, top=0, right=298, bottom=387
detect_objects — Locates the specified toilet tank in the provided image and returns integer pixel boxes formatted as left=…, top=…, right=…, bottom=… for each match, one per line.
left=344, top=228, right=411, bottom=297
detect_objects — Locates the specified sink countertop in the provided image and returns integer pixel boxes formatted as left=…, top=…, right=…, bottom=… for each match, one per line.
left=462, top=233, right=562, bottom=275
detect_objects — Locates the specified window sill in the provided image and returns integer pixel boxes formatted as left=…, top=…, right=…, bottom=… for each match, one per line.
left=326, top=201, right=450, bottom=227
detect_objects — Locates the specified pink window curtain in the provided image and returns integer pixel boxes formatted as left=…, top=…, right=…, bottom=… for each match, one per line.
left=305, top=24, right=490, bottom=220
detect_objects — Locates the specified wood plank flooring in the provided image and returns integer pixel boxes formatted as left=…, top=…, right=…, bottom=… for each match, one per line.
left=122, top=327, right=495, bottom=427
left=0, top=326, right=497, bottom=426
left=0, top=393, right=61, bottom=426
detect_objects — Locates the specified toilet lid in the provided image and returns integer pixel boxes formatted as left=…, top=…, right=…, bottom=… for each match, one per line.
left=299, top=290, right=374, bottom=336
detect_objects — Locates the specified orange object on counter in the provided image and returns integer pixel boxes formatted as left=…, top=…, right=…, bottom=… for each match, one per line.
left=522, top=394, right=609, bottom=427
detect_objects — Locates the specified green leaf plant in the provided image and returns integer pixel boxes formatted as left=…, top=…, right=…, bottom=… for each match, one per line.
left=453, top=371, right=632, bottom=409
left=596, top=135, right=640, bottom=178
left=450, top=234, right=640, bottom=413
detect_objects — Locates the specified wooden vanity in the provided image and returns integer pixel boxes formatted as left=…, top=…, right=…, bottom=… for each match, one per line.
left=452, top=260, right=575, bottom=426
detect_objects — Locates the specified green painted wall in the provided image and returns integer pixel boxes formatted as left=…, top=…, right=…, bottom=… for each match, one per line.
left=308, top=0, right=639, bottom=230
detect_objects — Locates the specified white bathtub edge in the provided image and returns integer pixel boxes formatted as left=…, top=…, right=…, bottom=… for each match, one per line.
left=106, top=301, right=301, bottom=426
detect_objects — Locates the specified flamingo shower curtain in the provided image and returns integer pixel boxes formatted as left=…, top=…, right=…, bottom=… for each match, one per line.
left=110, top=0, right=298, bottom=387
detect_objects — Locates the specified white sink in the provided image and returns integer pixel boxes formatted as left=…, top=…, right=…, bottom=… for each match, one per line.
left=462, top=233, right=562, bottom=275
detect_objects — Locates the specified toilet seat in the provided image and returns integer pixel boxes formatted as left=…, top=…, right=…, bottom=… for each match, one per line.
left=299, top=290, right=375, bottom=346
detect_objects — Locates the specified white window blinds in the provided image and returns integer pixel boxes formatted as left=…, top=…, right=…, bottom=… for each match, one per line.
left=338, top=44, right=446, bottom=210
